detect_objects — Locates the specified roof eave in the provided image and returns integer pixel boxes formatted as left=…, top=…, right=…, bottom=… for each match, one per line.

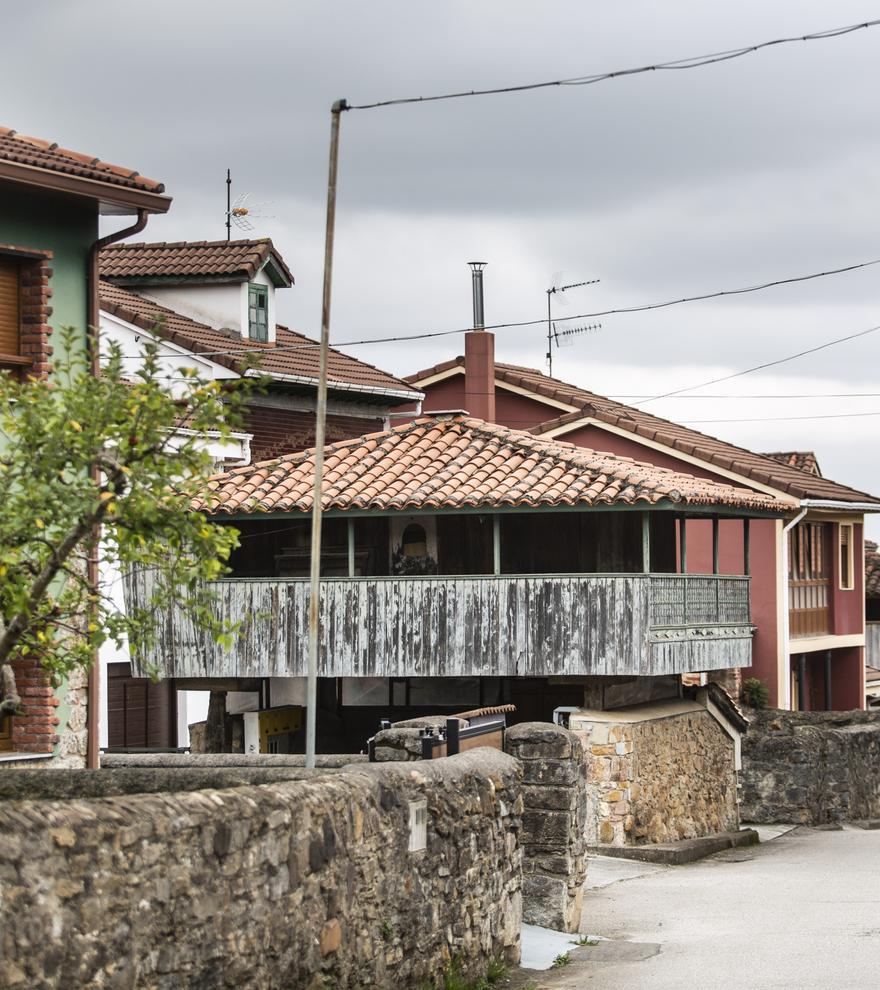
left=242, top=368, right=423, bottom=403
left=0, top=160, right=171, bottom=214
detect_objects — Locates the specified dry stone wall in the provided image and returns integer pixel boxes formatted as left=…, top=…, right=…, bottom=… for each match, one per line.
left=741, top=709, right=880, bottom=824
left=0, top=750, right=522, bottom=989
left=571, top=705, right=739, bottom=846
left=504, top=722, right=587, bottom=933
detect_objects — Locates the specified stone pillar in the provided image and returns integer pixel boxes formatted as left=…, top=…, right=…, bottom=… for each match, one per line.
left=505, top=722, right=587, bottom=932
left=205, top=691, right=228, bottom=753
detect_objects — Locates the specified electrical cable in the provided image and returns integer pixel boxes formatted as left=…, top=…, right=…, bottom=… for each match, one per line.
left=683, top=410, right=880, bottom=424
left=345, top=19, right=880, bottom=111
left=635, top=323, right=880, bottom=405
left=612, top=392, right=880, bottom=400
left=115, top=256, right=880, bottom=360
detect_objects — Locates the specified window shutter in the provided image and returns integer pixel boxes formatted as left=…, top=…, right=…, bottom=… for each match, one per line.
left=0, top=258, right=20, bottom=358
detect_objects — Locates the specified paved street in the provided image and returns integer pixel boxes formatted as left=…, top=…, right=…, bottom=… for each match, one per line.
left=513, top=826, right=880, bottom=989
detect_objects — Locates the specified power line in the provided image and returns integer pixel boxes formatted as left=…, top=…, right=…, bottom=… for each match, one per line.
left=613, top=392, right=880, bottom=400
left=346, top=19, right=880, bottom=111
left=635, top=322, right=880, bottom=405
left=683, top=410, right=880, bottom=424
left=116, top=256, right=880, bottom=361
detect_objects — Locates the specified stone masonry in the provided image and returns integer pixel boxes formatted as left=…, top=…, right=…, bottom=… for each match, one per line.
left=570, top=700, right=740, bottom=846
left=0, top=750, right=522, bottom=989
left=504, top=722, right=587, bottom=933
left=741, top=709, right=880, bottom=824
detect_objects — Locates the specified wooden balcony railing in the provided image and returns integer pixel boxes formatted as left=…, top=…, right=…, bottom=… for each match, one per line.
left=789, top=578, right=831, bottom=638
left=125, top=572, right=753, bottom=681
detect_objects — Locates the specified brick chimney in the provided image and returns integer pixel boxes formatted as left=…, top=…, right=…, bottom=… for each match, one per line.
left=464, top=262, right=495, bottom=422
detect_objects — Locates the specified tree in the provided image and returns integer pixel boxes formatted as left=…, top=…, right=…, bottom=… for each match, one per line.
left=0, top=327, right=247, bottom=716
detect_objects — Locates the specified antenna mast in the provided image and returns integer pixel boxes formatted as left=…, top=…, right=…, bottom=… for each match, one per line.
left=546, top=278, right=600, bottom=377
left=226, top=169, right=232, bottom=241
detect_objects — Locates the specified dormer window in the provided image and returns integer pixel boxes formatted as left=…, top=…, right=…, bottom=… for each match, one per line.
left=248, top=283, right=269, bottom=342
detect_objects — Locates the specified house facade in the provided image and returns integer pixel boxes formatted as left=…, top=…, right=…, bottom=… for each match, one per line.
left=0, top=125, right=170, bottom=766
left=96, top=239, right=424, bottom=750
left=129, top=413, right=793, bottom=753
left=403, top=330, right=880, bottom=711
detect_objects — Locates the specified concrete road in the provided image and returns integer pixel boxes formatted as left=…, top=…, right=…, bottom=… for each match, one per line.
left=512, top=826, right=880, bottom=989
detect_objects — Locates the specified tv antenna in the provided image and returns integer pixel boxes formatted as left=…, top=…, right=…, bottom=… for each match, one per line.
left=225, top=169, right=274, bottom=240
left=546, top=276, right=601, bottom=377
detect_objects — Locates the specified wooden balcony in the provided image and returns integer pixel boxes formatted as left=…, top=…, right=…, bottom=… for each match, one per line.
left=126, top=572, right=752, bottom=681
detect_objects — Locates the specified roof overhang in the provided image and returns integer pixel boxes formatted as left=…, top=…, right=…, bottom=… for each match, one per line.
left=0, top=160, right=172, bottom=215
left=243, top=368, right=423, bottom=403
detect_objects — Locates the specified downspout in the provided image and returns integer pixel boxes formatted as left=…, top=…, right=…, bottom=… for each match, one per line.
left=85, top=209, right=150, bottom=769
left=781, top=506, right=808, bottom=711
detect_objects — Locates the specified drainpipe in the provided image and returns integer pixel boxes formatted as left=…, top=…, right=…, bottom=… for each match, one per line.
left=85, top=209, right=150, bottom=769
left=781, top=506, right=808, bottom=711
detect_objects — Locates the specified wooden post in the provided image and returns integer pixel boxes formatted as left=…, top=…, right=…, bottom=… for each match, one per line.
left=743, top=518, right=751, bottom=576
left=347, top=518, right=355, bottom=577
left=493, top=515, right=501, bottom=576
left=641, top=512, right=651, bottom=574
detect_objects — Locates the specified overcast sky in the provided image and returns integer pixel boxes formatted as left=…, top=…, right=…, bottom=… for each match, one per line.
left=8, top=2, right=880, bottom=531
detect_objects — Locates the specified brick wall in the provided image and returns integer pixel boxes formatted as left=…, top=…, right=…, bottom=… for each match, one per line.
left=245, top=404, right=383, bottom=461
left=0, top=751, right=522, bottom=988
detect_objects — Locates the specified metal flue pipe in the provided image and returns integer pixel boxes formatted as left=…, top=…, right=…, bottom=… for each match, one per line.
left=469, top=262, right=487, bottom=329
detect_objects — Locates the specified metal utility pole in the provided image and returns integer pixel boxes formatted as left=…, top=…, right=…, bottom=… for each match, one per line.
left=305, top=99, right=347, bottom=769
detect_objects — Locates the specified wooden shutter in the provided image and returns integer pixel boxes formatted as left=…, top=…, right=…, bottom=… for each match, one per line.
left=107, top=662, right=177, bottom=748
left=0, top=258, right=20, bottom=358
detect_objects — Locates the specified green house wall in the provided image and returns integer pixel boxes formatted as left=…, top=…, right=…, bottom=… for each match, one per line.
left=0, top=185, right=98, bottom=365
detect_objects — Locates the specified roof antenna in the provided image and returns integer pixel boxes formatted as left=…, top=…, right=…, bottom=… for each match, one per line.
left=545, top=275, right=601, bottom=377
left=225, top=168, right=274, bottom=240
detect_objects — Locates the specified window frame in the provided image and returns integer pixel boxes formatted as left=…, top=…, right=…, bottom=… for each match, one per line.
left=839, top=523, right=855, bottom=591
left=247, top=282, right=269, bottom=342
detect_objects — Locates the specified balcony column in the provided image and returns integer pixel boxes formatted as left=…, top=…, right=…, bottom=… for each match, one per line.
left=493, top=515, right=501, bottom=576
left=641, top=512, right=651, bottom=574
left=712, top=517, right=720, bottom=574
left=743, top=518, right=751, bottom=576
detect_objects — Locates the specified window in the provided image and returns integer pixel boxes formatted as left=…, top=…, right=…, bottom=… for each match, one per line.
left=0, top=257, right=21, bottom=371
left=839, top=524, right=855, bottom=591
left=247, top=283, right=269, bottom=342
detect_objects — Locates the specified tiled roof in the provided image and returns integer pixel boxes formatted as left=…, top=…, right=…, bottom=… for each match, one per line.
left=406, top=357, right=880, bottom=506
left=196, top=413, right=795, bottom=516
left=0, top=126, right=165, bottom=194
left=99, top=282, right=421, bottom=401
left=763, top=451, right=822, bottom=477
left=866, top=540, right=880, bottom=599
left=100, top=239, right=293, bottom=286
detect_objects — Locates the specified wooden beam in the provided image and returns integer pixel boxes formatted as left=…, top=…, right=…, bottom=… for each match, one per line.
left=743, top=518, right=751, bottom=576
left=347, top=518, right=356, bottom=577
left=679, top=516, right=688, bottom=573
left=642, top=512, right=651, bottom=574
left=493, top=515, right=501, bottom=575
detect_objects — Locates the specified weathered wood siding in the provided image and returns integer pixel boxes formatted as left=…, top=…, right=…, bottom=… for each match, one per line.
left=126, top=573, right=752, bottom=680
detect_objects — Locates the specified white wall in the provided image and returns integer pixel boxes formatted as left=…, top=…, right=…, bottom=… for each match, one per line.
left=141, top=283, right=244, bottom=335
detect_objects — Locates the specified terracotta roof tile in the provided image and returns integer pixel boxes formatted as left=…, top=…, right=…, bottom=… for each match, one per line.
left=763, top=451, right=823, bottom=477
left=866, top=540, right=880, bottom=599
left=100, top=238, right=293, bottom=286
left=0, top=126, right=165, bottom=194
left=99, top=282, right=421, bottom=402
left=197, top=414, right=795, bottom=516
left=407, top=357, right=879, bottom=506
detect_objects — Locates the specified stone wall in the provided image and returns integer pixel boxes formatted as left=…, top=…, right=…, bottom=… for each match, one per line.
left=571, top=699, right=740, bottom=846
left=504, top=722, right=587, bottom=933
left=0, top=750, right=522, bottom=989
left=741, top=709, right=880, bottom=824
